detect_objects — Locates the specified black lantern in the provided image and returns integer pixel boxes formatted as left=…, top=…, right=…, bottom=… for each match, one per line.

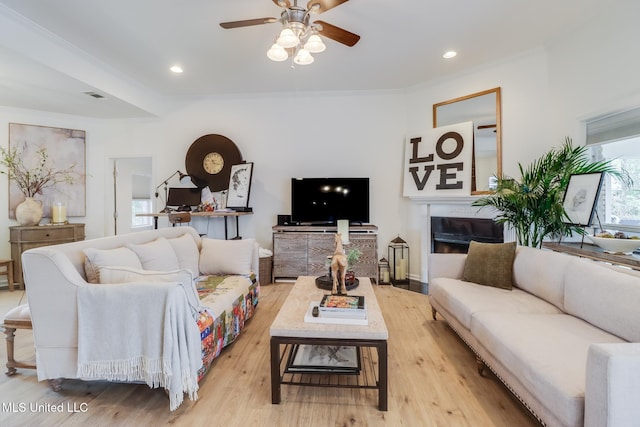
left=378, top=257, right=390, bottom=285
left=388, top=236, right=409, bottom=284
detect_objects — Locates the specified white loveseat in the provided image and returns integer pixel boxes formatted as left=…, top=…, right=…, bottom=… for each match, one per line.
left=428, top=245, right=640, bottom=427
left=22, top=227, right=260, bottom=409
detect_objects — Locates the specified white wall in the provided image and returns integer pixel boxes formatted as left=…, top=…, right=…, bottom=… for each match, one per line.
left=77, top=90, right=411, bottom=258
left=2, top=1, right=639, bottom=282
left=546, top=0, right=640, bottom=137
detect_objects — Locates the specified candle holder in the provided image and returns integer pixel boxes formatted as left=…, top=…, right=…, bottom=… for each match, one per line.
left=51, top=202, right=67, bottom=225
left=388, top=235, right=409, bottom=285
left=378, top=257, right=391, bottom=284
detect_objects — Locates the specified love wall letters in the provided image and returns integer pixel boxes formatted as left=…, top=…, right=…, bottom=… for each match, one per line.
left=402, top=122, right=473, bottom=197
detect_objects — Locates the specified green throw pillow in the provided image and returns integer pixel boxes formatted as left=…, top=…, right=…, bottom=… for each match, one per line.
left=462, top=241, right=517, bottom=290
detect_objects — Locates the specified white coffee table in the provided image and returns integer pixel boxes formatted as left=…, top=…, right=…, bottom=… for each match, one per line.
left=270, top=276, right=389, bottom=410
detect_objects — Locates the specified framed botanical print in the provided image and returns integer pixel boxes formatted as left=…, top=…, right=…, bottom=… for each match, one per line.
left=8, top=123, right=86, bottom=219
left=226, top=162, right=253, bottom=209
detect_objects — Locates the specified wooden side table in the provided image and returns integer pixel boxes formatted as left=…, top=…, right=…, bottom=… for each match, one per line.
left=9, top=223, right=85, bottom=287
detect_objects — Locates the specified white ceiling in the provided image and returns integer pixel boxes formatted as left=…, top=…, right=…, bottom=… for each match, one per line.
left=0, top=0, right=604, bottom=118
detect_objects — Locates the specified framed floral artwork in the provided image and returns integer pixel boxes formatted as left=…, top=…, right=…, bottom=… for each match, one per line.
left=8, top=123, right=86, bottom=219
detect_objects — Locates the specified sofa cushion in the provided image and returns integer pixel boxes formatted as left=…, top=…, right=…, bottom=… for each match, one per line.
left=564, top=257, right=640, bottom=342
left=199, top=238, right=255, bottom=276
left=98, top=266, right=200, bottom=309
left=471, top=312, right=625, bottom=427
left=83, top=247, right=143, bottom=284
left=167, top=233, right=201, bottom=277
left=512, top=246, right=572, bottom=310
left=462, top=241, right=516, bottom=289
left=127, top=237, right=180, bottom=271
left=429, top=277, right=562, bottom=329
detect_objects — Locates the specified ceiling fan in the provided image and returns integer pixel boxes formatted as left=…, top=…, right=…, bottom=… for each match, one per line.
left=220, top=0, right=360, bottom=64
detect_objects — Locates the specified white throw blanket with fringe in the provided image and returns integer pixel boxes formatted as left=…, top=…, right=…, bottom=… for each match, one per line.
left=77, top=282, right=202, bottom=410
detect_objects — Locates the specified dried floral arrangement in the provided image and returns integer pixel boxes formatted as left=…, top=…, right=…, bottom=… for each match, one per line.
left=0, top=143, right=79, bottom=198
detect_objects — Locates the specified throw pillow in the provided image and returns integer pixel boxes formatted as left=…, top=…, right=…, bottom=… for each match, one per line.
left=98, top=266, right=199, bottom=309
left=127, top=237, right=180, bottom=271
left=167, top=233, right=201, bottom=277
left=83, top=247, right=143, bottom=284
left=462, top=240, right=517, bottom=290
left=199, top=237, right=255, bottom=276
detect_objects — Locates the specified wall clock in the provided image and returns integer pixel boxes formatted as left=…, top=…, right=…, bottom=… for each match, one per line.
left=185, top=134, right=242, bottom=192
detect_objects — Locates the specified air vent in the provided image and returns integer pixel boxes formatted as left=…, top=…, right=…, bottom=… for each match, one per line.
left=84, top=91, right=105, bottom=99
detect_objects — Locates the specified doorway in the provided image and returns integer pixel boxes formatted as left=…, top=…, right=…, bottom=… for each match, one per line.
left=109, top=157, right=153, bottom=235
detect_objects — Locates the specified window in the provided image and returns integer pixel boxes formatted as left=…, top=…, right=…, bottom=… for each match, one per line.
left=587, top=107, right=640, bottom=233
left=132, top=198, right=153, bottom=228
left=592, top=136, right=640, bottom=232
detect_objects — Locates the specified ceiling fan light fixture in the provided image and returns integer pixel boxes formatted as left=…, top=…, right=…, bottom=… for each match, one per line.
left=304, top=34, right=326, bottom=53
left=277, top=28, right=299, bottom=48
left=293, top=48, right=314, bottom=65
left=267, top=43, right=289, bottom=61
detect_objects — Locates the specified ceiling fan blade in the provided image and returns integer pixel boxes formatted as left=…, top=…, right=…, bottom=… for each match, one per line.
left=220, top=17, right=278, bottom=29
left=314, top=20, right=360, bottom=47
left=308, top=0, right=349, bottom=14
left=477, top=124, right=497, bottom=129
left=273, top=0, right=292, bottom=8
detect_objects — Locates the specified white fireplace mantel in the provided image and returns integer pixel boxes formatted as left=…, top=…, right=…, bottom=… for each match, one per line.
left=410, top=195, right=515, bottom=283
left=409, top=195, right=483, bottom=205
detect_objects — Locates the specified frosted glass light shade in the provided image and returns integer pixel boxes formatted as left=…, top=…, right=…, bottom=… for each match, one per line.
left=277, top=28, right=299, bottom=48
left=293, top=48, right=314, bottom=65
left=267, top=43, right=288, bottom=61
left=304, top=35, right=326, bottom=53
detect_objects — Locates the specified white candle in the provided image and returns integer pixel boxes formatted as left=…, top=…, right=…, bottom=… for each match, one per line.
left=337, top=219, right=349, bottom=244
left=399, top=258, right=408, bottom=280
left=382, top=270, right=390, bottom=283
left=52, top=203, right=67, bottom=224
left=395, top=260, right=403, bottom=280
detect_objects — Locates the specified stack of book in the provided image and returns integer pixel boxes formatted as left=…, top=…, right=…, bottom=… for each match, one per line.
left=319, top=295, right=367, bottom=319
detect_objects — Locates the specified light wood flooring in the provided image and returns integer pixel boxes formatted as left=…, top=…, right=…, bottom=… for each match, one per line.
left=0, top=283, right=540, bottom=427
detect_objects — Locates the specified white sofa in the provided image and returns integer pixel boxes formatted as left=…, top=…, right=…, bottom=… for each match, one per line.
left=428, top=245, right=640, bottom=427
left=22, top=227, right=260, bottom=401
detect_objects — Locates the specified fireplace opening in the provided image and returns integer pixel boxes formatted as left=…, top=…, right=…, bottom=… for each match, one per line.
left=431, top=217, right=503, bottom=254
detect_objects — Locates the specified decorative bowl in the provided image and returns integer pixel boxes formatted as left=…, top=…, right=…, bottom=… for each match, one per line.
left=586, top=235, right=640, bottom=254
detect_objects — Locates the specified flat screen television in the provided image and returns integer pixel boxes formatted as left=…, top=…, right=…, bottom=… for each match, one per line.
left=167, top=187, right=202, bottom=211
left=291, top=178, right=370, bottom=225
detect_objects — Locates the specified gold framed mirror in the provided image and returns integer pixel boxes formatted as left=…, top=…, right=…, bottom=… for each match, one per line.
left=433, top=87, right=502, bottom=194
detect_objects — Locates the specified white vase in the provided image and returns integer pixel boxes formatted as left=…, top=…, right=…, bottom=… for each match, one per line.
left=15, top=197, right=44, bottom=226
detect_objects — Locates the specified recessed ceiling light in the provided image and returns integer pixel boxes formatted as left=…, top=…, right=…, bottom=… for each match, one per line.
left=443, top=51, right=457, bottom=59
left=170, top=65, right=183, bottom=73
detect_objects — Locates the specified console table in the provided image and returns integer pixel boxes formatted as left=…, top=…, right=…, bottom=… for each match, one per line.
left=10, top=223, right=85, bottom=287
left=272, top=224, right=378, bottom=282
left=542, top=241, right=640, bottom=271
left=137, top=210, right=252, bottom=239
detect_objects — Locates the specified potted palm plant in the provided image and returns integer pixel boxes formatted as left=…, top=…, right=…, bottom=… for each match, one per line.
left=0, top=143, right=79, bottom=225
left=473, top=137, right=630, bottom=248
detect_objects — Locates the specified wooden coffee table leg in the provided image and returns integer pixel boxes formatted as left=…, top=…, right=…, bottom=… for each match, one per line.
left=378, top=341, right=388, bottom=411
left=270, top=337, right=281, bottom=404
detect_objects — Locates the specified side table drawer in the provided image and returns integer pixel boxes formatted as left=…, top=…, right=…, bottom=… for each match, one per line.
left=18, top=227, right=77, bottom=241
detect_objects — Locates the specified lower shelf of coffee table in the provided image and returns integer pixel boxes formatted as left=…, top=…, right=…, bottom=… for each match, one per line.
left=278, top=343, right=380, bottom=390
